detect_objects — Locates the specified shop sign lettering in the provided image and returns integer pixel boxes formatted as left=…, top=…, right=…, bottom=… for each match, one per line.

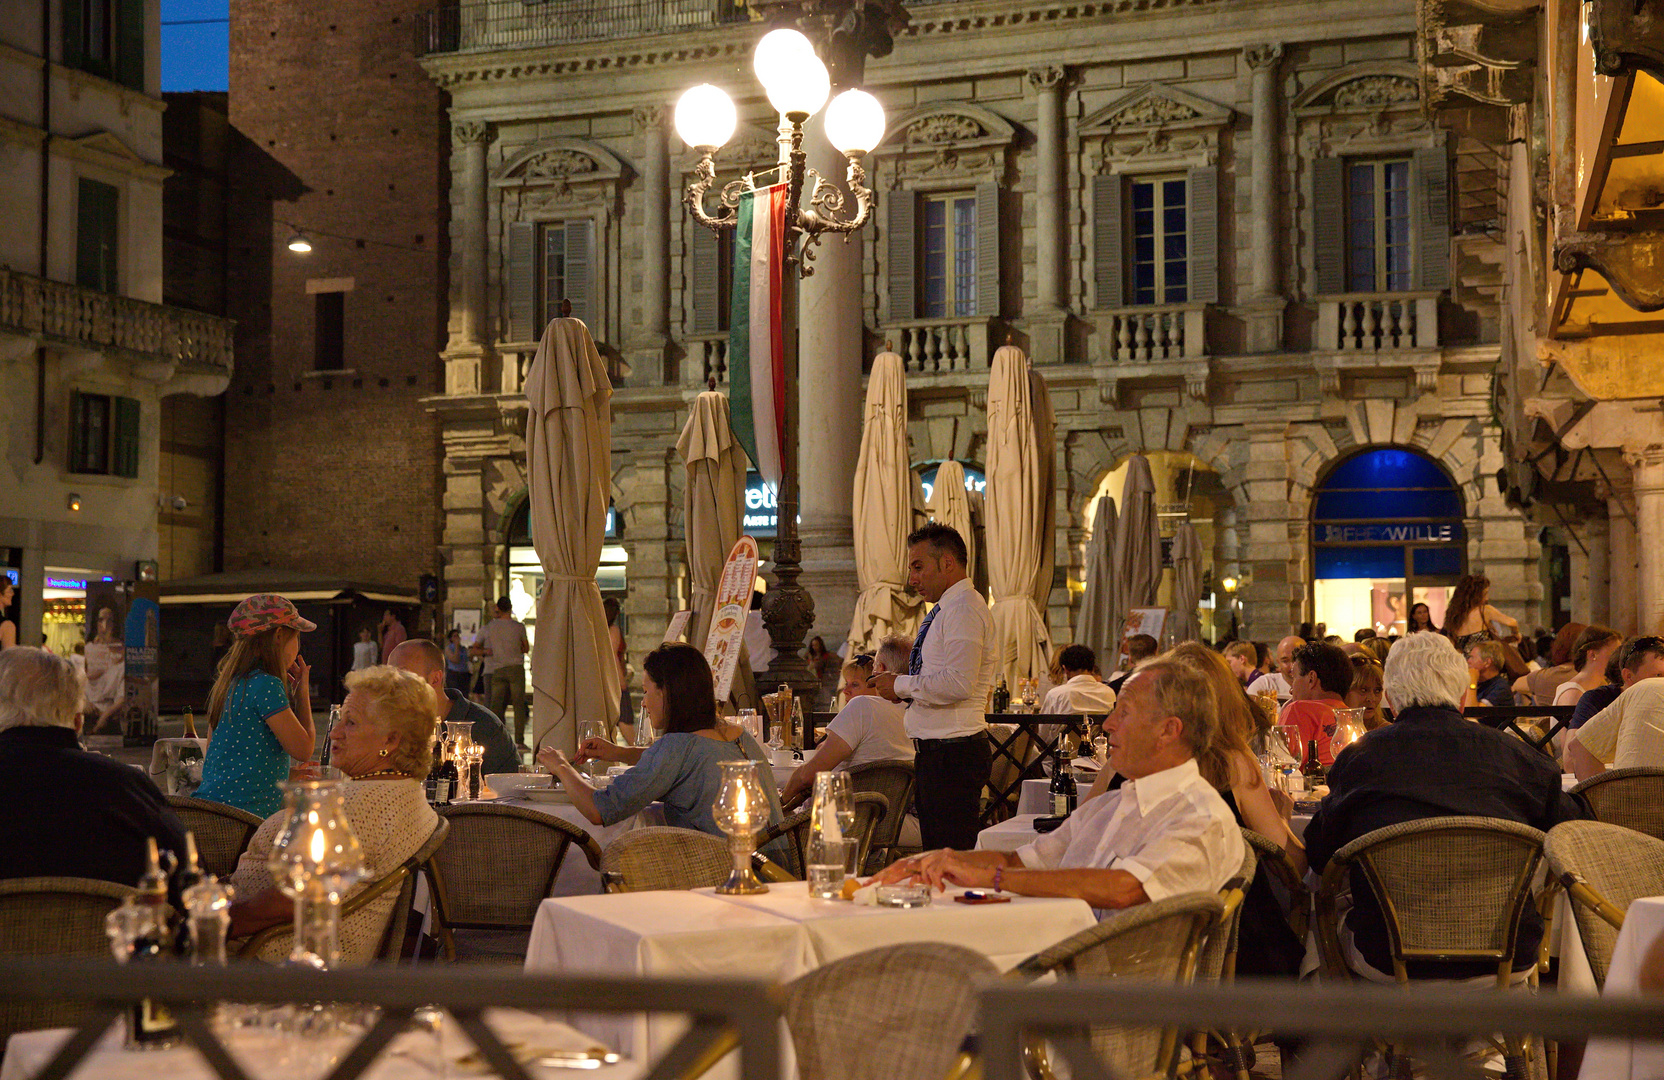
left=1313, top=523, right=1459, bottom=544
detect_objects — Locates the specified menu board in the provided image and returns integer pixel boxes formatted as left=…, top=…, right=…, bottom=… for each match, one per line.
left=704, top=537, right=760, bottom=701
left=662, top=609, right=695, bottom=643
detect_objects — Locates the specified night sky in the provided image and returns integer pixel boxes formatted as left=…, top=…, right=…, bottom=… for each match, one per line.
left=161, top=0, right=229, bottom=92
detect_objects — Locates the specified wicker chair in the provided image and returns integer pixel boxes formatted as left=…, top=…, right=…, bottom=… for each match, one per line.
left=166, top=796, right=262, bottom=879
left=756, top=791, right=889, bottom=881
left=1241, top=828, right=1309, bottom=942
left=1014, top=892, right=1225, bottom=1080
left=1569, top=767, right=1664, bottom=841
left=600, top=826, right=733, bottom=892
left=239, top=817, right=450, bottom=965
left=426, top=804, right=604, bottom=960
left=783, top=943, right=999, bottom=1080
left=1544, top=820, right=1664, bottom=990
left=0, top=877, right=131, bottom=1042
left=1183, top=844, right=1257, bottom=1080
left=1312, top=817, right=1546, bottom=1080
left=845, top=759, right=915, bottom=871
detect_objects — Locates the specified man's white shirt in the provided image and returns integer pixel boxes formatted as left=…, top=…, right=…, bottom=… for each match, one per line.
left=893, top=578, right=997, bottom=740
left=1246, top=670, right=1292, bottom=704
left=1574, top=675, right=1664, bottom=769
left=824, top=695, right=915, bottom=768
left=1041, top=674, right=1118, bottom=715
left=1015, top=757, right=1244, bottom=917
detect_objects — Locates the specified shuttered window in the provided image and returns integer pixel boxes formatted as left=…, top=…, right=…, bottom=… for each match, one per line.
left=1130, top=176, right=1188, bottom=305
left=920, top=192, right=977, bottom=319
left=63, top=0, right=141, bottom=89
left=885, top=191, right=916, bottom=323
left=76, top=178, right=119, bottom=294
left=70, top=392, right=139, bottom=478
left=1346, top=159, right=1413, bottom=293
left=1313, top=149, right=1450, bottom=295
left=1098, top=166, right=1218, bottom=307
left=1093, top=174, right=1124, bottom=308
left=504, top=218, right=596, bottom=341
left=689, top=225, right=731, bottom=335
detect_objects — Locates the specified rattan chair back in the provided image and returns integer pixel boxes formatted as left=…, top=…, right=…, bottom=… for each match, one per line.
left=1318, top=816, right=1544, bottom=982
left=1242, top=828, right=1309, bottom=941
left=1014, top=891, right=1224, bottom=1079
left=844, top=760, right=915, bottom=867
left=1544, top=820, right=1664, bottom=989
left=166, top=796, right=262, bottom=879
left=0, top=876, right=132, bottom=1041
left=1569, top=767, right=1664, bottom=841
left=1195, top=843, right=1257, bottom=986
left=431, top=804, right=603, bottom=930
left=756, top=792, right=888, bottom=881
left=600, top=826, right=732, bottom=892
left=782, top=942, right=999, bottom=1080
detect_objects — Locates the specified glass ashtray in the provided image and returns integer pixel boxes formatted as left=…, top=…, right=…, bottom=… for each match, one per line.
left=875, top=883, right=932, bottom=908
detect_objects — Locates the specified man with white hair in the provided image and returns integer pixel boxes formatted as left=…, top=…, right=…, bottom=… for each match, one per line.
left=0, top=647, right=188, bottom=890
left=1304, top=631, right=1585, bottom=981
left=781, top=635, right=914, bottom=807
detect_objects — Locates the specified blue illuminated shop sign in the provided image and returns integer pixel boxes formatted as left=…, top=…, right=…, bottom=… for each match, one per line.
left=1312, top=523, right=1460, bottom=544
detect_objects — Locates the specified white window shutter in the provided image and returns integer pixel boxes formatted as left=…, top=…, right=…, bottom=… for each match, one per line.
left=506, top=220, right=536, bottom=342
left=886, top=191, right=916, bottom=323
left=1413, top=146, right=1451, bottom=291
left=1092, top=174, right=1124, bottom=309
left=1312, top=157, right=1347, bottom=296
left=975, top=182, right=1000, bottom=318
left=690, top=224, right=721, bottom=335
left=1187, top=166, right=1219, bottom=304
left=564, top=219, right=594, bottom=327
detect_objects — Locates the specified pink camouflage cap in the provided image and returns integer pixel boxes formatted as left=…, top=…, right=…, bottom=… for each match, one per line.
left=227, top=593, right=317, bottom=637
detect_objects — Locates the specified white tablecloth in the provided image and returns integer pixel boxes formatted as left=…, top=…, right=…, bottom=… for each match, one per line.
left=977, top=815, right=1045, bottom=853
left=1576, top=896, right=1664, bottom=1080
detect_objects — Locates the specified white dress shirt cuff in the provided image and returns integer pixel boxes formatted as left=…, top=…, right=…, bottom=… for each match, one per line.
left=892, top=674, right=917, bottom=700
left=1111, top=857, right=1161, bottom=898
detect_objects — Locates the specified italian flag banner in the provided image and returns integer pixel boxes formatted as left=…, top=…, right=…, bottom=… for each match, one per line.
left=728, top=183, right=789, bottom=485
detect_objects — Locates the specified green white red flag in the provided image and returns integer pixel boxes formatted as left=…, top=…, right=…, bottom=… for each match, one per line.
left=728, top=183, right=789, bottom=485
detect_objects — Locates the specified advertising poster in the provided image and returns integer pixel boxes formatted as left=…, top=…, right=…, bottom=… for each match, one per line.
left=704, top=537, right=759, bottom=702
left=662, top=610, right=695, bottom=644
left=125, top=583, right=160, bottom=743
left=82, top=581, right=129, bottom=737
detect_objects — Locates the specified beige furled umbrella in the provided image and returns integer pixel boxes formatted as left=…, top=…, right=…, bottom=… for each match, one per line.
left=848, top=351, right=924, bottom=655
left=1076, top=495, right=1119, bottom=659
left=985, top=343, right=1056, bottom=687
left=526, top=318, right=620, bottom=756
left=1170, top=521, right=1203, bottom=643
left=1113, top=454, right=1163, bottom=613
left=928, top=459, right=978, bottom=585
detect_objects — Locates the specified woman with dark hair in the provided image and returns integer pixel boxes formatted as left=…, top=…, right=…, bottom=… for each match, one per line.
left=1443, top=574, right=1519, bottom=646
left=1407, top=602, right=1438, bottom=634
left=1553, top=625, right=1622, bottom=709
left=1518, top=621, right=1585, bottom=706
left=540, top=643, right=783, bottom=842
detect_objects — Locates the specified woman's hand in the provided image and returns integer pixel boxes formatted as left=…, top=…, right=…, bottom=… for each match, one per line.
left=574, top=738, right=624, bottom=766
left=288, top=653, right=310, bottom=689
left=537, top=746, right=577, bottom=776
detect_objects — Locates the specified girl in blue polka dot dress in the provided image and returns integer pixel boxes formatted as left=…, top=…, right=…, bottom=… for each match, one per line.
left=194, top=594, right=319, bottom=818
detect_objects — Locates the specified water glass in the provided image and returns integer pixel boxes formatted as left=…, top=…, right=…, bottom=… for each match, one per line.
left=1092, top=735, right=1109, bottom=764
left=807, top=837, right=849, bottom=899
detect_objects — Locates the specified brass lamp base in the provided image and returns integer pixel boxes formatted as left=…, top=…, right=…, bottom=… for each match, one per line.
left=715, top=842, right=769, bottom=895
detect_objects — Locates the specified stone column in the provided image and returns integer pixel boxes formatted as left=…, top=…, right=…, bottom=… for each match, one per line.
left=1628, top=446, right=1664, bottom=635
left=455, top=121, right=490, bottom=347
left=632, top=106, right=671, bottom=378
left=1586, top=515, right=1611, bottom=628
left=1608, top=493, right=1639, bottom=636
left=1027, top=65, right=1068, bottom=363
left=1241, top=44, right=1285, bottom=353
left=795, top=111, right=866, bottom=655
left=1236, top=422, right=1302, bottom=637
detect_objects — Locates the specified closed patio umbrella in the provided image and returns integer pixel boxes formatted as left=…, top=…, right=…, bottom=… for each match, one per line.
left=985, top=344, right=1055, bottom=687
left=1113, top=453, right=1163, bottom=612
left=848, top=351, right=923, bottom=655
left=526, top=317, right=620, bottom=755
left=928, top=459, right=977, bottom=585
left=1076, top=495, right=1119, bottom=658
left=1170, top=521, right=1203, bottom=643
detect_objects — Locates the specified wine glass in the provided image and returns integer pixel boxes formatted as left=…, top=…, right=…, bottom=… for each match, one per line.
left=1020, top=677, right=1039, bottom=712
left=577, top=719, right=607, bottom=781
left=1277, top=724, right=1305, bottom=765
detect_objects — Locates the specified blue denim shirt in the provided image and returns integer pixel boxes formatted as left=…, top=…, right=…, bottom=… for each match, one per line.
left=593, top=729, right=783, bottom=841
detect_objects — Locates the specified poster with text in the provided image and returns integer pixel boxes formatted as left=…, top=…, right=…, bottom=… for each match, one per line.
left=83, top=581, right=129, bottom=735
left=704, top=537, right=759, bottom=701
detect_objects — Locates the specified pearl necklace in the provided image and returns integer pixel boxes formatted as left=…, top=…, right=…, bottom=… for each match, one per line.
left=352, top=768, right=411, bottom=781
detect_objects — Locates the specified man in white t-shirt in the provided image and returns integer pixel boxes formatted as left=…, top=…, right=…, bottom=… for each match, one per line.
left=1569, top=674, right=1664, bottom=777
left=1041, top=645, right=1118, bottom=715
left=1246, top=635, right=1303, bottom=704
left=781, top=636, right=914, bottom=807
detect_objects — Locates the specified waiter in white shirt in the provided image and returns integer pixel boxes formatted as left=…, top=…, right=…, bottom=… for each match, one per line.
left=870, top=524, right=997, bottom=850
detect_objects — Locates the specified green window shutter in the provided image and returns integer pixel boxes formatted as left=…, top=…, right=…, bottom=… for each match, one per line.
left=1186, top=166, right=1219, bottom=304
left=506, top=220, right=536, bottom=342
left=1312, top=157, right=1347, bottom=296
left=885, top=190, right=916, bottom=323
left=1413, top=145, right=1451, bottom=291
left=117, top=0, right=144, bottom=91
left=113, top=396, right=141, bottom=478
left=63, top=0, right=84, bottom=70
left=690, top=223, right=722, bottom=335
left=69, top=392, right=90, bottom=472
left=76, top=178, right=119, bottom=293
left=975, top=182, right=1000, bottom=318
left=564, top=219, right=594, bottom=328
left=1093, top=173, right=1124, bottom=309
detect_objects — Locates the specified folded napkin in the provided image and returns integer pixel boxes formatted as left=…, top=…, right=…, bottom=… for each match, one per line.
left=851, top=880, right=882, bottom=906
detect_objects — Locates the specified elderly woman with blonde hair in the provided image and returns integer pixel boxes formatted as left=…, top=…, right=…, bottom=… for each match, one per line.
left=227, top=665, right=439, bottom=962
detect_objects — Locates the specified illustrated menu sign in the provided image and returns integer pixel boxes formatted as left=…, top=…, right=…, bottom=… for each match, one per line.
left=704, top=537, right=760, bottom=701
left=663, top=610, right=695, bottom=644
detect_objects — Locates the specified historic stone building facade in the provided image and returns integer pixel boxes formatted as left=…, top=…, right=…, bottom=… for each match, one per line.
left=420, top=0, right=1542, bottom=661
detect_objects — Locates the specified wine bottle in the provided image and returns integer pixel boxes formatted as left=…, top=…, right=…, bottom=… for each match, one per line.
left=426, top=734, right=452, bottom=805
left=1301, top=738, right=1325, bottom=785
left=173, top=834, right=203, bottom=957
left=319, top=705, right=340, bottom=767
left=181, top=708, right=198, bottom=740
left=992, top=678, right=1010, bottom=713
left=128, top=839, right=178, bottom=1045
left=1049, top=747, right=1077, bottom=817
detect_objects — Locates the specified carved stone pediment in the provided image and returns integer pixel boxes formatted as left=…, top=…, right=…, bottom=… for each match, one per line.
left=872, top=102, right=1016, bottom=157
left=494, top=138, right=628, bottom=191
left=676, top=124, right=783, bottom=178
left=1295, top=63, right=1423, bottom=115
left=1082, top=84, right=1234, bottom=134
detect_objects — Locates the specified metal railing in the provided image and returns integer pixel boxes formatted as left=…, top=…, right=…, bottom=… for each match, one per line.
left=0, top=268, right=234, bottom=376
left=418, top=0, right=753, bottom=55
left=980, top=980, right=1664, bottom=1080
left=0, top=959, right=779, bottom=1080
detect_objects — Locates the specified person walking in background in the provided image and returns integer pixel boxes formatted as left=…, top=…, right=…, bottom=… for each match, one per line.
left=1407, top=602, right=1439, bottom=634
left=869, top=524, right=996, bottom=851
left=1443, top=574, right=1519, bottom=647
left=350, top=627, right=377, bottom=672
left=379, top=609, right=408, bottom=663
left=474, top=596, right=530, bottom=749
left=443, top=629, right=472, bottom=697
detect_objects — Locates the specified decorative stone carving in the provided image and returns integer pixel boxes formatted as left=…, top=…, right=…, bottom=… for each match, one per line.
left=1332, top=75, right=1420, bottom=108
left=1026, top=65, right=1066, bottom=92
left=908, top=114, right=985, bottom=144
left=525, top=149, right=597, bottom=179
left=1243, top=42, right=1283, bottom=71
left=1556, top=231, right=1664, bottom=312
left=452, top=120, right=490, bottom=145
left=1106, top=96, right=1201, bottom=127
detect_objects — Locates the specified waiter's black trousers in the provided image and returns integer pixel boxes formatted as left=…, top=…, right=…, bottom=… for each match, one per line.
left=913, top=732, right=993, bottom=851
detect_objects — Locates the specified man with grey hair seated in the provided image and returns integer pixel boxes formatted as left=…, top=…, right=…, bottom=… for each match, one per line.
left=0, top=647, right=188, bottom=890
left=1304, top=631, right=1585, bottom=981
left=780, top=635, right=914, bottom=807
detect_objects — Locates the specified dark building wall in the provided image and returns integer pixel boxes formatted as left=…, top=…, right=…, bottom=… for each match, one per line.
left=224, top=1, right=448, bottom=588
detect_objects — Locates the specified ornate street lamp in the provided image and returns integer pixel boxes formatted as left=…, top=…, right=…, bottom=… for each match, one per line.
left=675, top=29, right=886, bottom=698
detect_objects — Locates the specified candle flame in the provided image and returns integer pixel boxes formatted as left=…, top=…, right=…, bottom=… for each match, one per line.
left=309, top=827, right=326, bottom=863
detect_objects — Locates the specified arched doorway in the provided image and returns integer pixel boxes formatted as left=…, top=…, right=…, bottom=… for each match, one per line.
left=1310, top=447, right=1466, bottom=635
